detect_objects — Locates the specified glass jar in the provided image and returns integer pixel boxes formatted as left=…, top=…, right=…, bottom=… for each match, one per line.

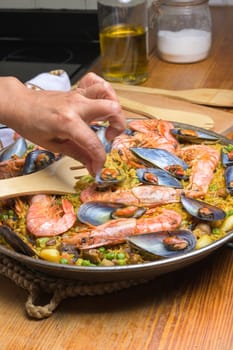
left=97, top=0, right=149, bottom=84
left=156, top=0, right=212, bottom=63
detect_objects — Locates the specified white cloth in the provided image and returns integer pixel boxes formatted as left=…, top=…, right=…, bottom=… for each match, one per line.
left=26, top=69, right=71, bottom=91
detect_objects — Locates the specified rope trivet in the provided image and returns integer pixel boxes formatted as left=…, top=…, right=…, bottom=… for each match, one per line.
left=0, top=253, right=149, bottom=320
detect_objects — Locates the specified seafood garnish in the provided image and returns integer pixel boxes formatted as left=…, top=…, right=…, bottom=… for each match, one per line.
left=95, top=167, right=125, bottom=189
left=178, top=145, right=220, bottom=197
left=78, top=201, right=146, bottom=226
left=0, top=137, right=27, bottom=161
left=224, top=165, right=233, bottom=194
left=128, top=119, right=179, bottom=149
left=127, top=229, right=196, bottom=258
left=136, top=168, right=183, bottom=188
left=81, top=183, right=181, bottom=207
left=26, top=194, right=76, bottom=237
left=0, top=225, right=35, bottom=256
left=130, top=147, right=188, bottom=179
left=180, top=194, right=226, bottom=221
left=22, top=149, right=57, bottom=174
left=221, top=146, right=233, bottom=167
left=170, top=128, right=219, bottom=143
left=63, top=208, right=182, bottom=249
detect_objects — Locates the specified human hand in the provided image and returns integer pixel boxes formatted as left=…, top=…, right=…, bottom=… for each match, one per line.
left=1, top=74, right=126, bottom=175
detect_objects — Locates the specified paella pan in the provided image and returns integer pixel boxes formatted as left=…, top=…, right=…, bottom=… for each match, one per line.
left=0, top=120, right=233, bottom=282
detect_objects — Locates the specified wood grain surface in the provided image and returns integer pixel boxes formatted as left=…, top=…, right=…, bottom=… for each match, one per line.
left=0, top=6, right=233, bottom=350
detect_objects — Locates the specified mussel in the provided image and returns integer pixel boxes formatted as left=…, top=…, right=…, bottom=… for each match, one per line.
left=181, top=194, right=226, bottom=221
left=136, top=168, right=183, bottom=188
left=95, top=167, right=125, bottom=189
left=221, top=146, right=233, bottom=167
left=22, top=149, right=58, bottom=174
left=170, top=128, right=219, bottom=144
left=78, top=201, right=146, bottom=226
left=130, top=147, right=188, bottom=180
left=90, top=124, right=112, bottom=153
left=0, top=137, right=27, bottom=162
left=127, top=229, right=196, bottom=258
left=0, top=225, right=35, bottom=256
left=224, top=165, right=233, bottom=194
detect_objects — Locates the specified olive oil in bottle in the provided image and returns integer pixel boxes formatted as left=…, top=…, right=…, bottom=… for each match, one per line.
left=98, top=0, right=148, bottom=85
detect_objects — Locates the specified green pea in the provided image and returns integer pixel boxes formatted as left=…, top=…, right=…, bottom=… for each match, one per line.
left=1, top=214, right=8, bottom=221
left=212, top=228, right=220, bottom=234
left=81, top=259, right=96, bottom=267
left=99, top=247, right=106, bottom=253
left=116, top=259, right=127, bottom=266
left=8, top=209, right=15, bottom=216
left=105, top=252, right=115, bottom=260
left=60, top=258, right=69, bottom=264
left=116, top=252, right=126, bottom=260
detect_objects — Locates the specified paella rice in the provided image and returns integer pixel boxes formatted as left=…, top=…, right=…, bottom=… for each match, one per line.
left=0, top=121, right=233, bottom=267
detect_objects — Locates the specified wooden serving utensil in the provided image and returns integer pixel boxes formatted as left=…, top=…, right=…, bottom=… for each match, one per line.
left=112, top=83, right=233, bottom=108
left=118, top=96, right=214, bottom=129
left=0, top=156, right=88, bottom=199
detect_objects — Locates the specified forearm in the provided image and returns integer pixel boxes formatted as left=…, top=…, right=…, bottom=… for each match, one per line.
left=0, top=76, right=30, bottom=129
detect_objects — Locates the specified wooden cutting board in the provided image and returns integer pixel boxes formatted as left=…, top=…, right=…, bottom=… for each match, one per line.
left=117, top=90, right=233, bottom=135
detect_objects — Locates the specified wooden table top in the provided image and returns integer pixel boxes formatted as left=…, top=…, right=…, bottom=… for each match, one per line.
left=1, top=6, right=233, bottom=350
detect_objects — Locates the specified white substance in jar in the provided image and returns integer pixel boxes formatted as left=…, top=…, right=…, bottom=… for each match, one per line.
left=157, top=29, right=212, bottom=63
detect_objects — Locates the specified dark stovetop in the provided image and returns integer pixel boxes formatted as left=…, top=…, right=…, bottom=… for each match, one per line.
left=0, top=10, right=100, bottom=84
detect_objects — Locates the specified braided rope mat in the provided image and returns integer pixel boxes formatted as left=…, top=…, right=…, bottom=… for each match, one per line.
left=0, top=253, right=149, bottom=320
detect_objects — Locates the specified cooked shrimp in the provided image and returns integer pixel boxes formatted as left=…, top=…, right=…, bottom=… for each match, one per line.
left=179, top=145, right=220, bottom=198
left=128, top=119, right=179, bottom=150
left=26, top=194, right=76, bottom=236
left=80, top=184, right=181, bottom=207
left=62, top=208, right=182, bottom=249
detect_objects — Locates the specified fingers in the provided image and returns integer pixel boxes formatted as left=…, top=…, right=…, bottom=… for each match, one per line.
left=61, top=118, right=107, bottom=174
left=78, top=72, right=107, bottom=90
left=77, top=97, right=126, bottom=139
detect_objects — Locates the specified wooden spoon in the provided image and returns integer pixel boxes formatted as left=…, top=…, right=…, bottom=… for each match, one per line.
left=0, top=156, right=88, bottom=199
left=118, top=96, right=214, bottom=129
left=112, top=83, right=233, bottom=108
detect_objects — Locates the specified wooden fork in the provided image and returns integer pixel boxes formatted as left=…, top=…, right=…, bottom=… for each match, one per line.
left=0, top=156, right=88, bottom=199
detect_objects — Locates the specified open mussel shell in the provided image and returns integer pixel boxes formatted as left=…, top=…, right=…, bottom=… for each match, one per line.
left=22, top=149, right=58, bottom=174
left=78, top=201, right=146, bottom=226
left=170, top=128, right=219, bottom=143
left=181, top=195, right=226, bottom=221
left=136, top=168, right=183, bottom=188
left=224, top=165, right=233, bottom=194
left=127, top=229, right=196, bottom=258
left=0, top=137, right=27, bottom=161
left=0, top=225, right=35, bottom=256
left=221, top=147, right=233, bottom=167
left=95, top=167, right=125, bottom=189
left=130, top=147, right=188, bottom=180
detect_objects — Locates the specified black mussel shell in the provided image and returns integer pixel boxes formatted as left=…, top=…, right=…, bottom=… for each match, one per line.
left=90, top=124, right=112, bottom=153
left=127, top=229, right=196, bottom=258
left=0, top=225, right=35, bottom=256
left=224, top=165, right=233, bottom=194
left=221, top=147, right=233, bottom=167
left=95, top=167, right=125, bottom=188
left=78, top=201, right=146, bottom=226
left=130, top=147, right=188, bottom=180
left=0, top=137, right=27, bottom=162
left=181, top=194, right=226, bottom=221
left=22, top=149, right=57, bottom=174
left=170, top=128, right=219, bottom=144
left=136, top=168, right=183, bottom=188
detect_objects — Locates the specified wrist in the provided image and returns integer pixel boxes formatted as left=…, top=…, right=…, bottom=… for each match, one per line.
left=0, top=76, right=30, bottom=128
